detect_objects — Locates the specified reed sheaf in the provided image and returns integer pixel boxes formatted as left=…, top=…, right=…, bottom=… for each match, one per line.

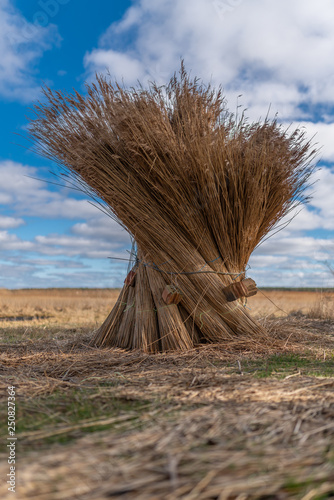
left=28, top=64, right=317, bottom=352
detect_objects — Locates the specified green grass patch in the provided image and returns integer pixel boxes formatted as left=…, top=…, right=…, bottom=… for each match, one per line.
left=283, top=477, right=334, bottom=498
left=0, top=325, right=90, bottom=344
left=0, top=325, right=58, bottom=343
left=1, top=386, right=151, bottom=449
left=240, top=353, right=334, bottom=378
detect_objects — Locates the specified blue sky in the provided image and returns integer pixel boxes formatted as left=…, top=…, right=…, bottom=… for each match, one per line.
left=0, top=0, right=333, bottom=289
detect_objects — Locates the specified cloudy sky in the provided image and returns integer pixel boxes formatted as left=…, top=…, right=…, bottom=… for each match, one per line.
left=0, top=0, right=334, bottom=289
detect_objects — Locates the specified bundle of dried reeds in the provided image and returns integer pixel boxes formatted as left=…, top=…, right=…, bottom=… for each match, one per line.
left=28, top=64, right=317, bottom=352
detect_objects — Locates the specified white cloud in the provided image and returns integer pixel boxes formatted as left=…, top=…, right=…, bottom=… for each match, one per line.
left=0, top=193, right=12, bottom=204
left=0, top=226, right=130, bottom=287
left=273, top=167, right=334, bottom=233
left=0, top=160, right=131, bottom=279
left=249, top=268, right=333, bottom=288
left=285, top=122, right=334, bottom=163
left=0, top=216, right=24, bottom=229
left=84, top=50, right=146, bottom=83
left=0, top=216, right=129, bottom=261
left=84, top=0, right=334, bottom=121
left=310, top=167, right=334, bottom=226
left=254, top=236, right=334, bottom=259
left=249, top=255, right=289, bottom=269
left=280, top=208, right=324, bottom=234
left=0, top=261, right=123, bottom=289
left=5, top=256, right=88, bottom=269
left=0, top=161, right=101, bottom=219
left=0, top=0, right=60, bottom=101
left=34, top=232, right=129, bottom=259
left=0, top=230, right=34, bottom=251
left=250, top=235, right=334, bottom=288
left=71, top=217, right=130, bottom=244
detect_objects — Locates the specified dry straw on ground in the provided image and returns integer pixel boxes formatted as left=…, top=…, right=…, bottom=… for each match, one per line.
left=28, top=63, right=317, bottom=352
left=1, top=316, right=334, bottom=500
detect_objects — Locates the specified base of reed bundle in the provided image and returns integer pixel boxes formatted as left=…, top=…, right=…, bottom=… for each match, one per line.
left=91, top=266, right=269, bottom=353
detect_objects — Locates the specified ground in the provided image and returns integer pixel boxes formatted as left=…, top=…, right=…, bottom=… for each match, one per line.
left=0, top=288, right=334, bottom=499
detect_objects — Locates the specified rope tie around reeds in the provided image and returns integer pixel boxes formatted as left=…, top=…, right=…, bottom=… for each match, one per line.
left=109, top=254, right=246, bottom=278
left=28, top=63, right=317, bottom=352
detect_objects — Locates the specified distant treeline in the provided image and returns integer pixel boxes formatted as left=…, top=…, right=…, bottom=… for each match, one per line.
left=259, top=287, right=334, bottom=292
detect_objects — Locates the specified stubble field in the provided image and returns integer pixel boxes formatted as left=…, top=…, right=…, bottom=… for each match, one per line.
left=0, top=288, right=334, bottom=499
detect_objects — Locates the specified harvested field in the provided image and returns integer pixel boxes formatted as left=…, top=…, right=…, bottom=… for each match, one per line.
left=0, top=288, right=334, bottom=499
left=0, top=288, right=119, bottom=329
left=0, top=288, right=333, bottom=327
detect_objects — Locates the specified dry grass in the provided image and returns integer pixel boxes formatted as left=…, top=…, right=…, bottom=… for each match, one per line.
left=0, top=288, right=119, bottom=330
left=0, top=289, right=334, bottom=499
left=248, top=289, right=334, bottom=319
